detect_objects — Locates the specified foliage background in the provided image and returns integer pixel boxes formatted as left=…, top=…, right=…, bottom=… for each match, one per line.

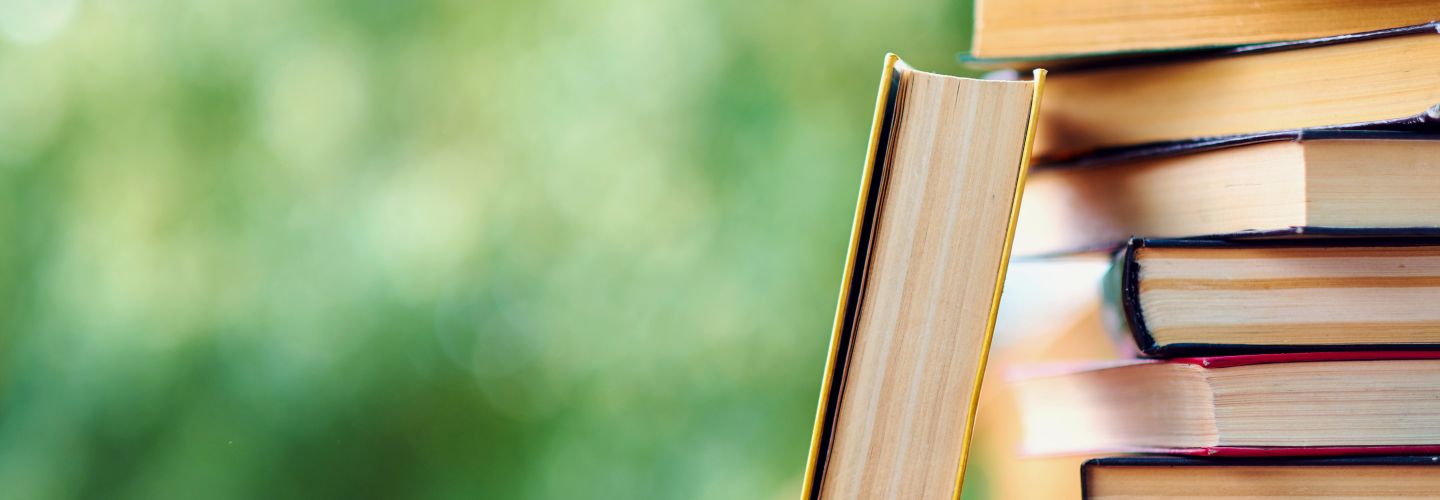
left=0, top=0, right=984, bottom=497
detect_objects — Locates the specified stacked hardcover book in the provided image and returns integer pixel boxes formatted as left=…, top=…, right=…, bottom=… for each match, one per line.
left=976, top=2, right=1440, bottom=498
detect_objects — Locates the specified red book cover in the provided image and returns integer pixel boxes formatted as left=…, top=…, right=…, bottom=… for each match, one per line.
left=1167, top=445, right=1440, bottom=458
left=1172, top=350, right=1440, bottom=369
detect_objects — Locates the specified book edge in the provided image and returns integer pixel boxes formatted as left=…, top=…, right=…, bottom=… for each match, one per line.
left=800, top=52, right=900, bottom=500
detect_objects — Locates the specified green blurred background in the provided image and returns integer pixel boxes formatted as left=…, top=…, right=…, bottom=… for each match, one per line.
left=0, top=0, right=981, bottom=497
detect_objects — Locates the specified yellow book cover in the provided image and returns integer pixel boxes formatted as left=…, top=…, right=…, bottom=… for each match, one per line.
left=801, top=54, right=1044, bottom=499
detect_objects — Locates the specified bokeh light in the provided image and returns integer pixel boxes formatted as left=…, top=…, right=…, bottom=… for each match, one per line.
left=0, top=0, right=977, bottom=497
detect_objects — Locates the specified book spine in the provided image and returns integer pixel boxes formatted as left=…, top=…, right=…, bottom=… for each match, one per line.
left=1101, top=238, right=1159, bottom=357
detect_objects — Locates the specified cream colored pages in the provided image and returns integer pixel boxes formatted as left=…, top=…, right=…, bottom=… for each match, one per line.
left=973, top=0, right=1436, bottom=59
left=816, top=66, right=1037, bottom=499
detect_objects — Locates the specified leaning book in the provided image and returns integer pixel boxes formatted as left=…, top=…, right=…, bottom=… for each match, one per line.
left=802, top=54, right=1043, bottom=499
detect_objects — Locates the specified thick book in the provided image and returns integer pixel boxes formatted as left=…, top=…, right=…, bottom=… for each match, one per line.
left=968, top=0, right=1438, bottom=64
left=1012, top=352, right=1440, bottom=456
left=1032, top=23, right=1440, bottom=161
left=802, top=55, right=1043, bottom=499
left=1105, top=238, right=1440, bottom=357
left=1013, top=132, right=1440, bottom=255
left=1083, top=456, right=1440, bottom=499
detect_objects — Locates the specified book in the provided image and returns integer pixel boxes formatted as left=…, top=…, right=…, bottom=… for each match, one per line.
left=1082, top=456, right=1440, bottom=499
left=1013, top=352, right=1440, bottom=456
left=802, top=54, right=1043, bottom=499
left=1105, top=238, right=1440, bottom=357
left=1013, top=133, right=1440, bottom=255
left=1032, top=23, right=1440, bottom=161
left=968, top=0, right=1439, bottom=63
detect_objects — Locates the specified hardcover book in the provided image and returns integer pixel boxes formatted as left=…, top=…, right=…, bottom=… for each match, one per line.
left=1014, top=133, right=1440, bottom=255
left=1105, top=238, right=1440, bottom=357
left=1083, top=456, right=1440, bottom=499
left=1033, top=23, right=1440, bottom=161
left=1013, top=352, right=1440, bottom=456
left=968, top=0, right=1438, bottom=63
left=802, top=55, right=1043, bottom=499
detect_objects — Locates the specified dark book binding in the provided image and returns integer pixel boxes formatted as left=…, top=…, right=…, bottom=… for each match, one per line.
left=1108, top=237, right=1440, bottom=357
left=1042, top=129, right=1440, bottom=170
left=1082, top=455, right=1440, bottom=498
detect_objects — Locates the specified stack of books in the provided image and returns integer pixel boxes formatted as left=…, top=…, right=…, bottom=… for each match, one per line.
left=978, top=3, right=1440, bottom=499
left=801, top=3, right=1440, bottom=499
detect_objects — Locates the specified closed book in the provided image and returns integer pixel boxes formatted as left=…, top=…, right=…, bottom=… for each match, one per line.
left=1083, top=456, right=1440, bottom=499
left=1104, top=238, right=1440, bottom=357
left=802, top=55, right=1043, bottom=499
left=1032, top=23, right=1440, bottom=161
left=1013, top=352, right=1440, bottom=456
left=967, top=0, right=1438, bottom=64
left=1014, top=132, right=1440, bottom=255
